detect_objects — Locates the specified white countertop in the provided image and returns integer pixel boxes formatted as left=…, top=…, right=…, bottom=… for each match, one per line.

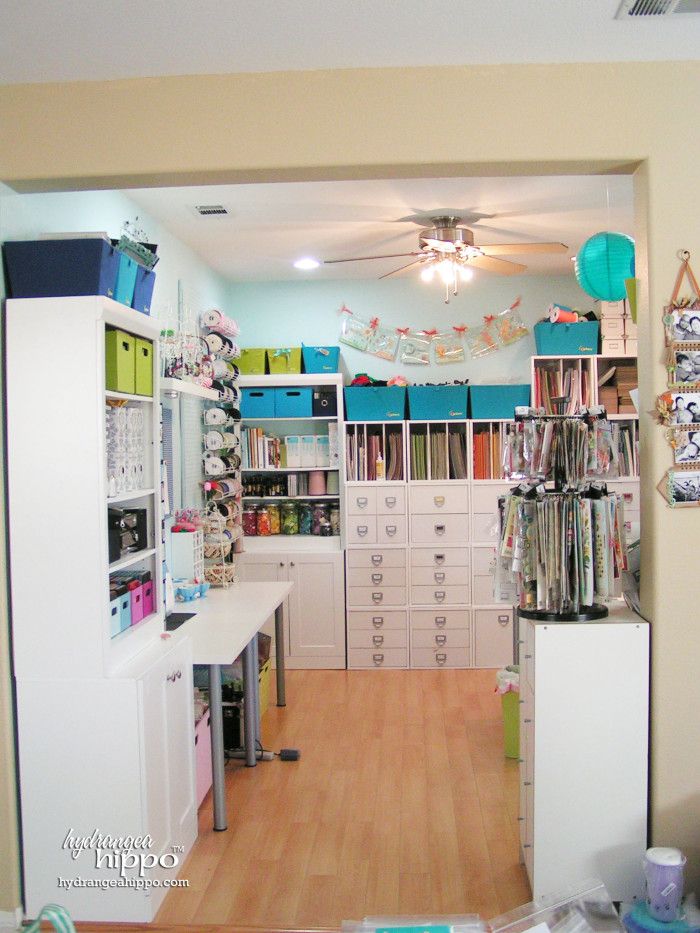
left=179, top=581, right=293, bottom=665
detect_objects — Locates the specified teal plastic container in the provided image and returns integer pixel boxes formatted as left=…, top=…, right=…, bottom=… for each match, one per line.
left=113, top=252, right=139, bottom=306
left=344, top=386, right=406, bottom=421
left=408, top=385, right=469, bottom=420
left=470, top=384, right=530, bottom=419
left=534, top=321, right=599, bottom=356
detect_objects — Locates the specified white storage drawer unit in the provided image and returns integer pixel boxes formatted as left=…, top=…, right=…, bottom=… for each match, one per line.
left=411, top=513, right=469, bottom=544
left=411, top=564, right=469, bottom=586
left=376, top=485, right=406, bottom=514
left=347, top=566, right=406, bottom=588
left=471, top=483, right=511, bottom=544
left=411, top=546, right=469, bottom=568
left=377, top=515, right=407, bottom=544
left=520, top=610, right=649, bottom=902
left=347, top=647, right=408, bottom=668
left=410, top=483, right=469, bottom=514
left=411, top=584, right=470, bottom=606
left=347, top=548, right=406, bottom=568
left=347, top=609, right=407, bottom=630
left=347, top=486, right=377, bottom=514
left=410, top=608, right=469, bottom=630
left=412, top=627, right=469, bottom=649
left=348, top=628, right=407, bottom=649
left=473, top=608, right=513, bottom=667
left=347, top=516, right=377, bottom=544
left=348, top=585, right=406, bottom=607
left=411, top=646, right=470, bottom=668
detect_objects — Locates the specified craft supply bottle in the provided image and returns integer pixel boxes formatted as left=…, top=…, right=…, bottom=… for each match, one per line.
left=375, top=453, right=385, bottom=480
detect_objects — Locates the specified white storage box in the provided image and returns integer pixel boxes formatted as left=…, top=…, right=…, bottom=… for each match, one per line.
left=624, top=319, right=638, bottom=338
left=300, top=435, right=316, bottom=467
left=601, top=337, right=625, bottom=356
left=625, top=338, right=638, bottom=356
left=601, top=317, right=625, bottom=338
left=598, top=300, right=625, bottom=318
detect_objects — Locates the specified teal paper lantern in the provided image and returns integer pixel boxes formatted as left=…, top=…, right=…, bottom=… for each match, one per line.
left=575, top=232, right=635, bottom=302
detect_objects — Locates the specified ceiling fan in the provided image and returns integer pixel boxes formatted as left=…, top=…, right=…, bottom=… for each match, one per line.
left=324, top=215, right=568, bottom=303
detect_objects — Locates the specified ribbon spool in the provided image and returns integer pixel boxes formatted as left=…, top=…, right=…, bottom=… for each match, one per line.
left=201, top=309, right=240, bottom=337
left=550, top=307, right=579, bottom=324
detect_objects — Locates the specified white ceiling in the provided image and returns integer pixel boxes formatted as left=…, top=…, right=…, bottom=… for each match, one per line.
left=2, top=0, right=700, bottom=85
left=124, top=174, right=634, bottom=282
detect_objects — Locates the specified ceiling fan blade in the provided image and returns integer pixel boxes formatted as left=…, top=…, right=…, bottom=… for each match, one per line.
left=378, top=258, right=427, bottom=280
left=324, top=251, right=422, bottom=264
left=479, top=242, right=568, bottom=256
left=469, top=254, right=527, bottom=275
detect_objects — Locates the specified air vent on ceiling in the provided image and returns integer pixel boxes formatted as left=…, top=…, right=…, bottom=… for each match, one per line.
left=194, top=205, right=229, bottom=216
left=616, top=0, right=680, bottom=16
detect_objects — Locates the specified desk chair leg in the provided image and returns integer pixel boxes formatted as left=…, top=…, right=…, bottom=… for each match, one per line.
left=208, top=663, right=227, bottom=831
left=242, top=639, right=257, bottom=767
left=275, top=603, right=286, bottom=707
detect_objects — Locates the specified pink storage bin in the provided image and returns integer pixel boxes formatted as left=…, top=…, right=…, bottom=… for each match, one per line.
left=142, top=580, right=154, bottom=617
left=130, top=584, right=144, bottom=625
left=195, top=710, right=212, bottom=807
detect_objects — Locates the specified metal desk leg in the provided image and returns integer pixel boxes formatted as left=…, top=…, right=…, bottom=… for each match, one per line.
left=242, top=639, right=257, bottom=768
left=208, top=663, right=227, bottom=831
left=250, top=631, right=261, bottom=746
left=275, top=602, right=286, bottom=707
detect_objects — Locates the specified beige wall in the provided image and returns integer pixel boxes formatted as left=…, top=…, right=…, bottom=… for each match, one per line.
left=1, top=60, right=699, bottom=904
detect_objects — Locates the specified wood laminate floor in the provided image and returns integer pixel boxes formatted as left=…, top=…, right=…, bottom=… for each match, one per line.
left=147, top=667, right=530, bottom=931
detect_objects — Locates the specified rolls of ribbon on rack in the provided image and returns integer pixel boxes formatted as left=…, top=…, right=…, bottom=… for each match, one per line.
left=200, top=308, right=240, bottom=337
left=205, top=332, right=240, bottom=359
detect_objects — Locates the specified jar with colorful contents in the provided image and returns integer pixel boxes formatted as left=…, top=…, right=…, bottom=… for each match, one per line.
left=242, top=508, right=257, bottom=536
left=298, top=501, right=313, bottom=535
left=330, top=505, right=340, bottom=536
left=256, top=506, right=271, bottom=536
left=312, top=503, right=330, bottom=536
left=267, top=503, right=281, bottom=535
left=281, top=501, right=299, bottom=535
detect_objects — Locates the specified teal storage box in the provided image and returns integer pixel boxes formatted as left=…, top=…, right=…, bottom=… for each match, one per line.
left=408, top=385, right=469, bottom=420
left=275, top=387, right=313, bottom=418
left=114, top=252, right=139, bottom=306
left=241, top=387, right=275, bottom=418
left=344, top=386, right=406, bottom=421
left=470, top=384, right=530, bottom=419
left=534, top=321, right=599, bottom=356
left=3, top=238, right=120, bottom=299
left=302, top=345, right=340, bottom=373
left=132, top=265, right=155, bottom=315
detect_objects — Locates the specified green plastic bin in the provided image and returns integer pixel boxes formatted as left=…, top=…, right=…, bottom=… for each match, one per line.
left=105, top=328, right=135, bottom=394
left=238, top=348, right=267, bottom=375
left=267, top=347, right=302, bottom=374
left=497, top=665, right=520, bottom=759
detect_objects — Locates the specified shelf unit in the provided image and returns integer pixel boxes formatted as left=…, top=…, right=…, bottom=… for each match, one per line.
left=6, top=296, right=196, bottom=922
left=236, top=373, right=345, bottom=668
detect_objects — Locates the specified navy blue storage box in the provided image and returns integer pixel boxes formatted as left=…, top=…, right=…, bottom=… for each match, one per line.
left=274, top=387, right=313, bottom=418
left=344, top=386, right=406, bottom=421
left=470, top=384, right=531, bottom=419
left=408, top=385, right=469, bottom=420
left=132, top=265, right=156, bottom=315
left=534, top=321, right=599, bottom=356
left=302, top=345, right=340, bottom=374
left=241, top=387, right=275, bottom=418
left=3, top=238, right=120, bottom=300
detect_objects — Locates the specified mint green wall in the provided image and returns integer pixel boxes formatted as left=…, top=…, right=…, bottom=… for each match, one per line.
left=229, top=275, right=594, bottom=385
left=0, top=184, right=230, bottom=313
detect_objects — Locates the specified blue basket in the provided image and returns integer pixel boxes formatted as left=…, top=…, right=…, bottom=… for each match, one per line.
left=241, top=387, right=275, bottom=418
left=470, top=384, right=530, bottom=419
left=534, top=321, right=599, bottom=356
left=408, top=385, right=469, bottom=420
left=302, top=345, right=340, bottom=373
left=113, top=252, right=139, bottom=306
left=132, top=265, right=156, bottom=315
left=344, top=386, right=406, bottom=421
left=3, top=238, right=120, bottom=299
left=274, top=387, right=313, bottom=418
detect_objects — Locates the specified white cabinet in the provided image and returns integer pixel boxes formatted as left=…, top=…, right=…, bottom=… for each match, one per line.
left=16, top=637, right=197, bottom=923
left=238, top=550, right=345, bottom=668
left=519, top=608, right=649, bottom=902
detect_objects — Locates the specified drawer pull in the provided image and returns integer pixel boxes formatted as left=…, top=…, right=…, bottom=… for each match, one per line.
left=433, top=495, right=445, bottom=507
left=372, top=634, right=385, bottom=646
left=434, top=553, right=445, bottom=564
left=524, top=718, right=532, bottom=723
left=517, top=816, right=524, bottom=821
left=372, top=616, right=384, bottom=628
left=385, top=496, right=397, bottom=508
left=435, top=652, right=447, bottom=665
left=166, top=669, right=182, bottom=683
left=357, top=525, right=369, bottom=537
left=498, top=614, right=510, bottom=626
left=372, top=653, right=385, bottom=666
left=371, top=573, right=384, bottom=584
left=434, top=524, right=446, bottom=536
left=372, top=592, right=383, bottom=604
left=524, top=653, right=533, bottom=659
left=385, top=524, right=397, bottom=537
left=435, top=615, right=447, bottom=627
left=371, top=553, right=383, bottom=566
left=524, top=781, right=532, bottom=786
left=523, top=844, right=532, bottom=849
left=434, top=571, right=446, bottom=583
left=435, top=633, right=447, bottom=646
left=623, top=492, right=634, bottom=503
left=357, top=497, right=369, bottom=509
left=434, top=590, right=446, bottom=602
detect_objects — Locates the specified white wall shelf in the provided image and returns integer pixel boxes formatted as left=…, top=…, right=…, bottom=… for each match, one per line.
left=161, top=377, right=219, bottom=401
left=106, top=389, right=154, bottom=403
left=239, top=373, right=343, bottom=388
left=107, top=487, right=156, bottom=504
left=108, top=547, right=158, bottom=572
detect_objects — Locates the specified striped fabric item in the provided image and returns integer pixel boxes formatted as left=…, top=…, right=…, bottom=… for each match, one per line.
left=25, top=903, right=76, bottom=933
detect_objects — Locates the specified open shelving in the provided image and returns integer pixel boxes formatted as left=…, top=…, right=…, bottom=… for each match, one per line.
left=344, top=421, right=405, bottom=482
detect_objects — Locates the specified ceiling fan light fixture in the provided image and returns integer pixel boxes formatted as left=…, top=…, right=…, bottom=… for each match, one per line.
left=459, top=264, right=474, bottom=282
left=293, top=257, right=320, bottom=270
left=420, top=265, right=435, bottom=282
left=438, top=258, right=456, bottom=286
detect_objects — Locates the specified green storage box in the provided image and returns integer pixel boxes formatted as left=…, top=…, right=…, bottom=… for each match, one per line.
left=238, top=348, right=267, bottom=375
left=267, top=347, right=302, bottom=374
left=502, top=690, right=520, bottom=759
left=134, top=338, right=154, bottom=397
left=105, top=328, right=135, bottom=394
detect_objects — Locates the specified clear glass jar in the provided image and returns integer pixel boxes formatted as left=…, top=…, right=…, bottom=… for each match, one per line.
left=256, top=506, right=271, bottom=536
left=298, top=502, right=313, bottom=535
left=242, top=508, right=257, bottom=537
left=267, top=503, right=281, bottom=535
left=281, top=501, right=299, bottom=535
left=312, top=503, right=330, bottom=535
left=330, top=505, right=340, bottom=536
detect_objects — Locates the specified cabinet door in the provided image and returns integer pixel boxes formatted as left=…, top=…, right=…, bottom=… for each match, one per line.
left=237, top=553, right=287, bottom=646
left=287, top=552, right=345, bottom=660
left=163, top=641, right=197, bottom=851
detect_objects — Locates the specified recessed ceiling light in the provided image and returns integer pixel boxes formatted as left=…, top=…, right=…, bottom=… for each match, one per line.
left=294, top=257, right=320, bottom=271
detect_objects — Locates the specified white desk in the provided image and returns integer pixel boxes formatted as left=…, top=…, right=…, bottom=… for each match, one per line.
left=181, top=581, right=293, bottom=831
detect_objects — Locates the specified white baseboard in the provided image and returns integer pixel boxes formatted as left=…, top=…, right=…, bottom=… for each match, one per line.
left=0, top=906, right=22, bottom=931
